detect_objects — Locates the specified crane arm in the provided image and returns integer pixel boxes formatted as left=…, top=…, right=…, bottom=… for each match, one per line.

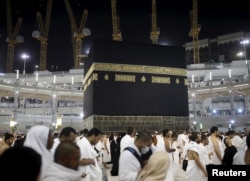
left=44, top=0, right=53, bottom=37
left=151, top=0, right=157, bottom=32
left=34, top=0, right=53, bottom=71
left=74, top=10, right=89, bottom=69
left=150, top=0, right=160, bottom=44
left=64, top=0, right=77, bottom=33
left=6, top=0, right=12, bottom=36
left=36, top=12, right=45, bottom=35
left=111, top=0, right=122, bottom=41
left=6, top=0, right=22, bottom=39
left=192, top=0, right=199, bottom=30
left=111, top=0, right=118, bottom=34
left=189, top=0, right=201, bottom=64
left=64, top=0, right=90, bottom=69
left=78, top=9, right=88, bottom=34
left=64, top=0, right=78, bottom=69
left=189, top=0, right=201, bottom=36
left=12, top=17, right=23, bottom=38
left=36, top=0, right=52, bottom=37
left=5, top=0, right=23, bottom=73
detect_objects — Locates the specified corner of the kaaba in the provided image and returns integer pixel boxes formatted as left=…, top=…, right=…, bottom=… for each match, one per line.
left=83, top=39, right=190, bottom=133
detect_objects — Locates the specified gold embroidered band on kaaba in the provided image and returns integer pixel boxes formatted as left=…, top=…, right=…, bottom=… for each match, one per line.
left=83, top=63, right=187, bottom=91
left=84, top=63, right=186, bottom=82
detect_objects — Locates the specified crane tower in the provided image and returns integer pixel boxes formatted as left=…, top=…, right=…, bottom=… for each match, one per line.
left=189, top=0, right=201, bottom=64
left=111, top=0, right=122, bottom=41
left=6, top=0, right=23, bottom=73
left=150, top=0, right=160, bottom=44
left=32, top=0, right=53, bottom=71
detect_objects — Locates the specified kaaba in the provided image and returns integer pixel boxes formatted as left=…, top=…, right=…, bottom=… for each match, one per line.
left=83, top=39, right=189, bottom=131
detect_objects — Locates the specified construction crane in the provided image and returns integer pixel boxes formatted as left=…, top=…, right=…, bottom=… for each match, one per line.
left=32, top=0, right=53, bottom=71
left=6, top=0, right=23, bottom=73
left=64, top=0, right=90, bottom=69
left=150, top=0, right=160, bottom=44
left=111, top=0, right=122, bottom=41
left=189, top=0, right=201, bottom=64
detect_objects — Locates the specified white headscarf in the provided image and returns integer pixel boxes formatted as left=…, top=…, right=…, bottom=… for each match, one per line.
left=23, top=125, right=53, bottom=177
left=135, top=151, right=170, bottom=181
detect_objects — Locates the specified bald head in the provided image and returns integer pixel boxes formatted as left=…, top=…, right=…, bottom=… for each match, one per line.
left=54, top=141, right=80, bottom=170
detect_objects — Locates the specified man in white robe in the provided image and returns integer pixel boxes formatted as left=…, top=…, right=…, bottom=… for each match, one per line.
left=77, top=128, right=102, bottom=181
left=199, top=134, right=213, bottom=166
left=157, top=129, right=176, bottom=181
left=50, top=127, right=77, bottom=156
left=42, top=141, right=83, bottom=181
left=120, top=126, right=135, bottom=153
left=233, top=132, right=250, bottom=165
left=207, top=126, right=224, bottom=165
left=185, top=132, right=207, bottom=181
left=177, top=130, right=188, bottom=159
left=119, top=131, right=152, bottom=181
left=231, top=132, right=243, bottom=151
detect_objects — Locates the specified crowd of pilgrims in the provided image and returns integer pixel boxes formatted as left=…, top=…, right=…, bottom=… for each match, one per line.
left=0, top=125, right=249, bottom=181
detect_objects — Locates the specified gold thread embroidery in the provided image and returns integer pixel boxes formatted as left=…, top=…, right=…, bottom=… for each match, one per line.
left=151, top=76, right=170, bottom=84
left=115, top=74, right=135, bottom=82
left=176, top=78, right=180, bottom=84
left=104, top=74, right=109, bottom=80
left=83, top=73, right=98, bottom=91
left=93, top=73, right=98, bottom=81
left=84, top=63, right=186, bottom=84
left=141, top=76, right=146, bottom=82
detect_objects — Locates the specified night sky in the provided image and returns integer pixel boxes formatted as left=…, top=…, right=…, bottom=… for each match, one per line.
left=0, top=0, right=250, bottom=73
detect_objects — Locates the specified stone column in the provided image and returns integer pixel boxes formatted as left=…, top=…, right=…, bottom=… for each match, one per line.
left=200, top=98, right=205, bottom=131
left=11, top=79, right=20, bottom=132
left=193, top=94, right=197, bottom=117
left=42, top=100, right=46, bottom=110
left=13, top=89, right=19, bottom=121
left=244, top=94, right=249, bottom=114
left=230, top=91, right=235, bottom=116
left=51, top=94, right=57, bottom=130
